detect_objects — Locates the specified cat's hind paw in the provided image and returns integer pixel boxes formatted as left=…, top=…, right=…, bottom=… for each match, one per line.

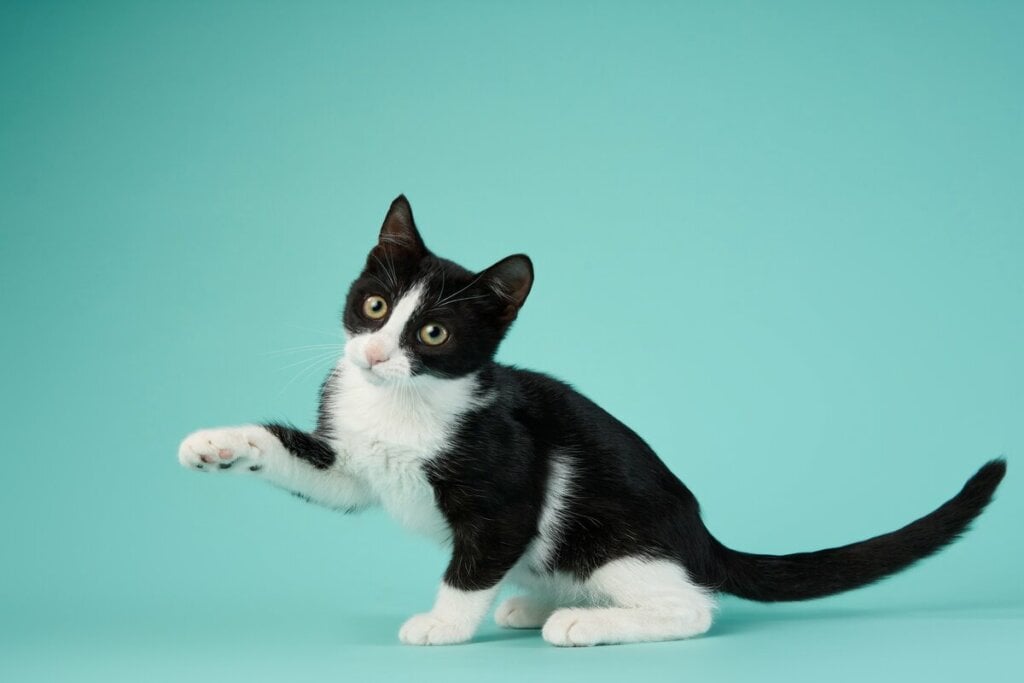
left=495, top=595, right=554, bottom=629
left=542, top=608, right=606, bottom=647
left=178, top=427, right=264, bottom=473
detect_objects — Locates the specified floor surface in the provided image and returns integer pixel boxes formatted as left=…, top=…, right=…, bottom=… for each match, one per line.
left=4, top=598, right=1021, bottom=682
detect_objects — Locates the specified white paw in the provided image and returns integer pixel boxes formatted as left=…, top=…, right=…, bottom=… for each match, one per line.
left=542, top=608, right=604, bottom=647
left=398, top=613, right=474, bottom=646
left=495, top=596, right=553, bottom=629
left=178, top=427, right=264, bottom=473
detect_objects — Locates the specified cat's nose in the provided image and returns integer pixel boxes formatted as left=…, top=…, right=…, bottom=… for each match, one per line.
left=365, top=341, right=390, bottom=367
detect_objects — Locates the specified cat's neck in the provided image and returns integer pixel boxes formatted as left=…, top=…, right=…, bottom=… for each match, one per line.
left=326, top=357, right=489, bottom=449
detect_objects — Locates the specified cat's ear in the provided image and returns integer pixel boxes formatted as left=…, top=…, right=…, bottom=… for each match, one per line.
left=377, top=194, right=426, bottom=258
left=480, top=254, right=534, bottom=322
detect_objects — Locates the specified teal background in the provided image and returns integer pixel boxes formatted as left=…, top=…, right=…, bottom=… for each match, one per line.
left=1, top=1, right=1021, bottom=680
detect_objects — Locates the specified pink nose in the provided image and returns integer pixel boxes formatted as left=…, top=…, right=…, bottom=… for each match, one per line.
left=365, top=342, right=390, bottom=367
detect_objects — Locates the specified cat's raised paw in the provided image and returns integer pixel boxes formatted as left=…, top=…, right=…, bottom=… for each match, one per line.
left=178, top=427, right=263, bottom=472
left=399, top=613, right=474, bottom=646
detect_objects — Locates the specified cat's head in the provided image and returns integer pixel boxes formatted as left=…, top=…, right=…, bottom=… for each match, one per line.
left=342, top=196, right=533, bottom=384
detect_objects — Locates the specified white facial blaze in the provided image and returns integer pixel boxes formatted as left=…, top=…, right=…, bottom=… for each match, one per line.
left=345, top=283, right=425, bottom=381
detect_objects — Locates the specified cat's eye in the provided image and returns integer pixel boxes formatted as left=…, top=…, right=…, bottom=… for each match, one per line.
left=418, top=323, right=449, bottom=346
left=363, top=295, right=388, bottom=320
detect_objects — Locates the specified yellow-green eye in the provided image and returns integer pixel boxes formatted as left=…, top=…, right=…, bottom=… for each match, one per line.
left=363, top=295, right=388, bottom=320
left=418, top=323, right=449, bottom=346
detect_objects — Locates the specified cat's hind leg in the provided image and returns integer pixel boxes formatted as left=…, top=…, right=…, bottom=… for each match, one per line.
left=541, top=557, right=715, bottom=647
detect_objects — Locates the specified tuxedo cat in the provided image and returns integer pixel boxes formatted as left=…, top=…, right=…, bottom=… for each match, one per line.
left=179, top=196, right=1006, bottom=646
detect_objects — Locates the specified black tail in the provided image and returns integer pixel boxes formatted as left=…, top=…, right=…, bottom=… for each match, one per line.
left=714, top=460, right=1007, bottom=602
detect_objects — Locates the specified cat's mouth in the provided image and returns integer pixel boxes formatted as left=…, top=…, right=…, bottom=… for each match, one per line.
left=361, top=366, right=389, bottom=384
left=344, top=345, right=408, bottom=384
left=360, top=362, right=408, bottom=385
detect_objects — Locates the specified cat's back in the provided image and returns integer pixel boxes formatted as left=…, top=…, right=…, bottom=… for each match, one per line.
left=496, top=364, right=664, bottom=458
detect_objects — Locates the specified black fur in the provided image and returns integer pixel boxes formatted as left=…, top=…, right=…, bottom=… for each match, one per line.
left=264, top=423, right=335, bottom=470
left=429, top=362, right=1005, bottom=595
left=289, top=195, right=1007, bottom=600
left=712, top=459, right=1007, bottom=601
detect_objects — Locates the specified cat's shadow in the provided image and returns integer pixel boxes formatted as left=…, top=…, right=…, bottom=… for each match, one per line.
left=710, top=598, right=1020, bottom=637
left=342, top=598, right=1020, bottom=646
left=473, top=628, right=541, bottom=644
left=338, top=613, right=540, bottom=647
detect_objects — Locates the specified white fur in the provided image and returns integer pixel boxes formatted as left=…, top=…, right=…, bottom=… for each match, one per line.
left=399, top=584, right=499, bottom=645
left=178, top=425, right=374, bottom=510
left=344, top=284, right=425, bottom=383
left=540, top=557, right=716, bottom=647
left=501, top=555, right=717, bottom=643
left=323, top=361, right=487, bottom=542
left=515, top=452, right=574, bottom=575
left=494, top=594, right=556, bottom=629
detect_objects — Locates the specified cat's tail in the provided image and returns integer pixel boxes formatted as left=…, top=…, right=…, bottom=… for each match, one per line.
left=711, top=459, right=1006, bottom=602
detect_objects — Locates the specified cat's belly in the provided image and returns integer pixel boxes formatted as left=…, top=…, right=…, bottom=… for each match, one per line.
left=506, top=559, right=588, bottom=604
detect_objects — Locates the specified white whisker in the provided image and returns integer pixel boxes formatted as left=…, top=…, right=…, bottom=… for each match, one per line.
left=259, top=343, right=343, bottom=357
left=371, top=252, right=398, bottom=289
left=283, top=323, right=345, bottom=340
left=434, top=294, right=489, bottom=307
left=435, top=274, right=486, bottom=307
left=274, top=349, right=342, bottom=372
left=277, top=352, right=338, bottom=394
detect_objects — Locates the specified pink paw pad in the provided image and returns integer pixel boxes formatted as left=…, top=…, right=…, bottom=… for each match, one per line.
left=218, top=448, right=233, bottom=460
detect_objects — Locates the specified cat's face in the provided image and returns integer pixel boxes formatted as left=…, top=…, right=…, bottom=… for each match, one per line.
left=342, top=196, right=533, bottom=384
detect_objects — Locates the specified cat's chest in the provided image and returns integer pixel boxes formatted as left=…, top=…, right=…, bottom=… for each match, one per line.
left=323, top=366, right=482, bottom=542
left=333, top=428, right=449, bottom=542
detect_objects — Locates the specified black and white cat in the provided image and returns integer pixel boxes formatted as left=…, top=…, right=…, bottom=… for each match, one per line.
left=179, top=196, right=1006, bottom=647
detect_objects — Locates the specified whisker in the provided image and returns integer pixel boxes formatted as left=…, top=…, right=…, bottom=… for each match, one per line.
left=435, top=274, right=486, bottom=307
left=259, top=344, right=343, bottom=357
left=433, top=293, right=489, bottom=307
left=276, top=353, right=338, bottom=395
left=370, top=253, right=397, bottom=289
left=367, top=273, right=392, bottom=291
left=381, top=244, right=399, bottom=288
left=274, top=349, right=341, bottom=372
left=294, top=355, right=337, bottom=385
left=434, top=269, right=447, bottom=306
left=283, top=323, right=345, bottom=340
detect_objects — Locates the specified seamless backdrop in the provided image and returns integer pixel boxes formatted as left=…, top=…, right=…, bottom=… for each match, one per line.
left=1, top=2, right=1021, bottom=682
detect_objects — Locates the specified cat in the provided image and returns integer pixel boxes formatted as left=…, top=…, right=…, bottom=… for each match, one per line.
left=178, top=195, right=1006, bottom=647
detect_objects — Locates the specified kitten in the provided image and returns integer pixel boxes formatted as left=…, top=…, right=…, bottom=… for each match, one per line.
left=178, top=196, right=1006, bottom=647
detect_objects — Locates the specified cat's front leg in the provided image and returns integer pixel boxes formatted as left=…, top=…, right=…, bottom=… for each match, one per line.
left=399, top=527, right=530, bottom=646
left=399, top=583, right=501, bottom=646
left=178, top=424, right=374, bottom=511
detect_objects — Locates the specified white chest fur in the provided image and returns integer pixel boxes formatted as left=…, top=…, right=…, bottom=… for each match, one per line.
left=323, top=360, right=485, bottom=542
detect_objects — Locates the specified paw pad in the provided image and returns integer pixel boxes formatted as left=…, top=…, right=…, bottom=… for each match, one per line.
left=178, top=428, right=263, bottom=473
